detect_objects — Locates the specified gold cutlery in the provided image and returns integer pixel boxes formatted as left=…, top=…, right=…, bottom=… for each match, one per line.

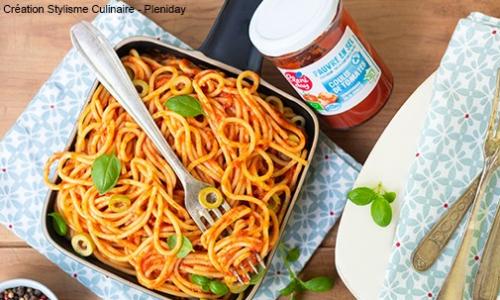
left=473, top=204, right=500, bottom=300
left=437, top=69, right=500, bottom=299
left=412, top=176, right=480, bottom=272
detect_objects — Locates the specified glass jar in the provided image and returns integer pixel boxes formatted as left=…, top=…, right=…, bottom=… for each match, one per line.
left=250, top=0, right=393, bottom=129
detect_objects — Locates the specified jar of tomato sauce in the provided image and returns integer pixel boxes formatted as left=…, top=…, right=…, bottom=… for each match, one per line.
left=249, top=0, right=393, bottom=129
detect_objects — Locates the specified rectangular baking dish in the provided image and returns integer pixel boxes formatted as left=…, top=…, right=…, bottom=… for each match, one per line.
left=41, top=36, right=319, bottom=300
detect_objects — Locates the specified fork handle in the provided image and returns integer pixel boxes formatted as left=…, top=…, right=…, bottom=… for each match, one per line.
left=70, top=21, right=192, bottom=185
left=412, top=175, right=480, bottom=272
left=473, top=204, right=500, bottom=300
left=437, top=157, right=498, bottom=300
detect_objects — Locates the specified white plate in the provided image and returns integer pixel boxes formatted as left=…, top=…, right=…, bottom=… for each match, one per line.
left=335, top=73, right=435, bottom=299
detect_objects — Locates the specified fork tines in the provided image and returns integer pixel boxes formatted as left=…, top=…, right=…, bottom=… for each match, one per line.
left=232, top=253, right=266, bottom=284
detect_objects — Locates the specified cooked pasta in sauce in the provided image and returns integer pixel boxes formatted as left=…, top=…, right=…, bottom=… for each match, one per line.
left=44, top=49, right=308, bottom=298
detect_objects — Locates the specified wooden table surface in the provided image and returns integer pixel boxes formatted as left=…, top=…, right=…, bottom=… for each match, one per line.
left=0, top=1, right=499, bottom=299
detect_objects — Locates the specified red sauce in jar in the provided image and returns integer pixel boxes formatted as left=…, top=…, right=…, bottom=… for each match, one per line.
left=250, top=0, right=393, bottom=129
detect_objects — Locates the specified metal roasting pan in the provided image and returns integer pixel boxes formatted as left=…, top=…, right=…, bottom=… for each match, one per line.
left=41, top=36, right=319, bottom=300
left=41, top=0, right=319, bottom=300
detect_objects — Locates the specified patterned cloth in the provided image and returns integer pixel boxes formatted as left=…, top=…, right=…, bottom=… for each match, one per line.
left=380, top=13, right=500, bottom=299
left=0, top=1, right=360, bottom=299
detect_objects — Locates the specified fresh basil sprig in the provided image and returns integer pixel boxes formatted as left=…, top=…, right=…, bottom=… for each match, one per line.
left=91, top=153, right=121, bottom=195
left=278, top=244, right=334, bottom=299
left=190, top=274, right=211, bottom=292
left=249, top=267, right=266, bottom=285
left=280, top=279, right=299, bottom=296
left=302, top=276, right=334, bottom=292
left=347, top=183, right=396, bottom=227
left=346, top=187, right=377, bottom=205
left=189, top=274, right=229, bottom=296
left=191, top=264, right=264, bottom=295
left=48, top=212, right=68, bottom=236
left=209, top=280, right=229, bottom=296
left=371, top=197, right=392, bottom=227
left=165, top=95, right=204, bottom=117
left=167, top=235, right=194, bottom=258
left=286, top=247, right=300, bottom=262
left=383, top=191, right=396, bottom=203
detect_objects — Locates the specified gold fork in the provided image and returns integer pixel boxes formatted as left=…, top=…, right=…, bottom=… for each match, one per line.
left=70, top=21, right=265, bottom=284
left=473, top=204, right=500, bottom=300
left=437, top=69, right=500, bottom=299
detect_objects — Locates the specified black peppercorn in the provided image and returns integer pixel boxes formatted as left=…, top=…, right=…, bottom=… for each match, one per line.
left=0, top=287, right=49, bottom=300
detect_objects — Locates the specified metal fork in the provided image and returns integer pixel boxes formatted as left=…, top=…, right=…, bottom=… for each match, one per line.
left=473, top=204, right=500, bottom=300
left=412, top=176, right=479, bottom=272
left=70, top=21, right=265, bottom=283
left=437, top=69, right=500, bottom=299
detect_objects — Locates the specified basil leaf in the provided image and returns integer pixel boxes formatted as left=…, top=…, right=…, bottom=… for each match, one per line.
left=249, top=267, right=266, bottom=285
left=48, top=212, right=68, bottom=236
left=201, top=283, right=210, bottom=292
left=371, top=197, right=393, bottom=227
left=190, top=274, right=210, bottom=287
left=302, top=276, right=334, bottom=292
left=383, top=191, right=397, bottom=203
left=280, top=279, right=298, bottom=296
left=209, top=280, right=229, bottom=296
left=165, top=95, right=204, bottom=117
left=190, top=274, right=211, bottom=292
left=91, top=154, right=121, bottom=195
left=295, top=279, right=306, bottom=292
left=167, top=235, right=194, bottom=258
left=347, top=187, right=377, bottom=206
left=286, top=247, right=300, bottom=263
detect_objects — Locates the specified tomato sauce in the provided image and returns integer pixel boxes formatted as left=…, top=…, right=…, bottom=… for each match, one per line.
left=250, top=0, right=393, bottom=129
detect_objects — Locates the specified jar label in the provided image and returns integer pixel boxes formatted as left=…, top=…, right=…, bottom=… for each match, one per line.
left=278, top=26, right=381, bottom=115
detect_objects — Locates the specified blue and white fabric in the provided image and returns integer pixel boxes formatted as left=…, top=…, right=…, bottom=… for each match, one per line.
left=380, top=12, right=500, bottom=300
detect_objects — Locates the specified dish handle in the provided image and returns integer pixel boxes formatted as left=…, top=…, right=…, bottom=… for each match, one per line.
left=198, top=0, right=263, bottom=72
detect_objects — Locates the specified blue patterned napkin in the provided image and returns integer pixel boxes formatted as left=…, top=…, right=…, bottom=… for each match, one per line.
left=0, top=1, right=360, bottom=299
left=380, top=13, right=500, bottom=299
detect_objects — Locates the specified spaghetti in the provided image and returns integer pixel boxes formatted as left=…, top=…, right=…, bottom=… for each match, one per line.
left=44, top=49, right=308, bottom=298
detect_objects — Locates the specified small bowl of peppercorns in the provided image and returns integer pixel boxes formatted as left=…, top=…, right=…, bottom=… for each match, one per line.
left=0, top=279, right=57, bottom=300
